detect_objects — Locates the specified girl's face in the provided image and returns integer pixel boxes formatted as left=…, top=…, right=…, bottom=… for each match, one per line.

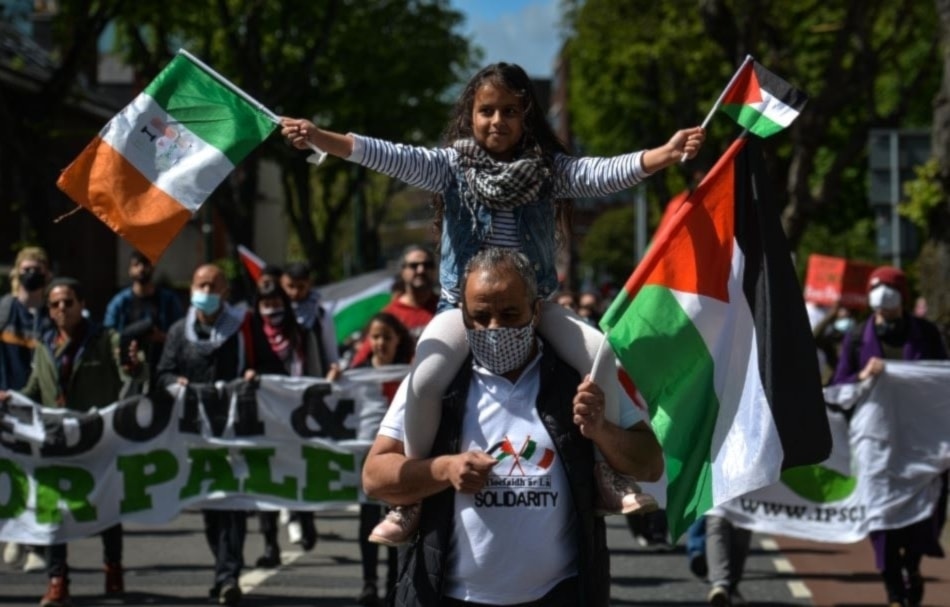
left=471, top=83, right=524, bottom=161
left=368, top=320, right=400, bottom=365
left=258, top=295, right=286, bottom=326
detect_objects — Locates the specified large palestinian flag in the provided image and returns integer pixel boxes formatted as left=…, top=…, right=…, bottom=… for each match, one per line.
left=599, top=137, right=831, bottom=538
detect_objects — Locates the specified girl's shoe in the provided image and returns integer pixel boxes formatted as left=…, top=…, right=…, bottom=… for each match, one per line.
left=368, top=504, right=420, bottom=546
left=594, top=462, right=659, bottom=515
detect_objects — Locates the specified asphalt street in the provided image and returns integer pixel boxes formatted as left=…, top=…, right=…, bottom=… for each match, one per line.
left=0, top=508, right=818, bottom=607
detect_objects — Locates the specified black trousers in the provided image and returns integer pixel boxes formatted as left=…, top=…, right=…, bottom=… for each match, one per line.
left=47, top=524, right=123, bottom=578
left=203, top=510, right=247, bottom=586
left=358, top=504, right=398, bottom=589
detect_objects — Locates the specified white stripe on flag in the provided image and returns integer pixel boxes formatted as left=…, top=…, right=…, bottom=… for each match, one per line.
left=100, top=93, right=236, bottom=212
left=746, top=88, right=800, bottom=128
left=668, top=248, right=783, bottom=504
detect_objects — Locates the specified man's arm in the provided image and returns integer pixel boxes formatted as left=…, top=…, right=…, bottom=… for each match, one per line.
left=362, top=435, right=498, bottom=505
left=573, top=377, right=664, bottom=482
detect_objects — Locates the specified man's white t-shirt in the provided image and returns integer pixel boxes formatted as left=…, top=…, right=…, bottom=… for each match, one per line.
left=377, top=354, right=645, bottom=604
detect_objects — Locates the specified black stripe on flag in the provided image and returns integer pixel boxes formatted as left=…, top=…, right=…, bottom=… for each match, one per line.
left=753, top=62, right=808, bottom=113
left=733, top=137, right=831, bottom=469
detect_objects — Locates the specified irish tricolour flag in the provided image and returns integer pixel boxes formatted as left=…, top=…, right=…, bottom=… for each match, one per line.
left=600, top=137, right=831, bottom=539
left=720, top=58, right=808, bottom=138
left=57, top=51, right=277, bottom=262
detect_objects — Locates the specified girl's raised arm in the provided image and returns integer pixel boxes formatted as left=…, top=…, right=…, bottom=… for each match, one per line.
left=281, top=117, right=355, bottom=158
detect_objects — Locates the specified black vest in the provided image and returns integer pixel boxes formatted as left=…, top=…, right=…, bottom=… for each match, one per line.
left=392, top=344, right=610, bottom=607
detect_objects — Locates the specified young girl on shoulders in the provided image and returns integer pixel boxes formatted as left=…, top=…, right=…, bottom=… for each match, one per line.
left=283, top=62, right=702, bottom=544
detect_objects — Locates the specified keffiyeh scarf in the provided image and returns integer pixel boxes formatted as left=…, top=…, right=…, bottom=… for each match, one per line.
left=452, top=138, right=550, bottom=213
left=184, top=303, right=246, bottom=355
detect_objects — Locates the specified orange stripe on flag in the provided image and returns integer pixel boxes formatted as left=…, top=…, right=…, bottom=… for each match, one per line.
left=56, top=136, right=191, bottom=263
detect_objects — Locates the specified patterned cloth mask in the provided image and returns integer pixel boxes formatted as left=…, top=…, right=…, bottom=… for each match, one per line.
left=465, top=318, right=537, bottom=375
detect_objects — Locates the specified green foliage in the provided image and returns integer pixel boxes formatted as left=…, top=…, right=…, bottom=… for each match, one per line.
left=901, top=159, right=945, bottom=236
left=564, top=0, right=942, bottom=266
left=578, top=205, right=637, bottom=287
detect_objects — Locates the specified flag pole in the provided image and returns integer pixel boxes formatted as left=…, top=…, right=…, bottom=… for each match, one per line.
left=177, top=49, right=327, bottom=165
left=680, top=54, right=754, bottom=162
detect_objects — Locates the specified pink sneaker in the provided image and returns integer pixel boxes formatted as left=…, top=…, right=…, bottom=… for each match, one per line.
left=594, top=462, right=659, bottom=516
left=368, top=504, right=420, bottom=546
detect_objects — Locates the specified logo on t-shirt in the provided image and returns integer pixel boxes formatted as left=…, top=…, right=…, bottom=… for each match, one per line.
left=475, top=435, right=560, bottom=508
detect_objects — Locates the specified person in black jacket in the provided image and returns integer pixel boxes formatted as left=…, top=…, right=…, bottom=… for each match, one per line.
left=155, top=264, right=252, bottom=606
left=362, top=248, right=664, bottom=606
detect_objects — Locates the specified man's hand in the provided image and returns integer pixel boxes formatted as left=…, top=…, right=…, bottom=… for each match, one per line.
left=443, top=451, right=498, bottom=494
left=573, top=375, right=607, bottom=439
left=0, top=390, right=9, bottom=404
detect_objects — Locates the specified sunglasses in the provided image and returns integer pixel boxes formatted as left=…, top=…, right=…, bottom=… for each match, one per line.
left=49, top=298, right=76, bottom=309
left=403, top=261, right=434, bottom=270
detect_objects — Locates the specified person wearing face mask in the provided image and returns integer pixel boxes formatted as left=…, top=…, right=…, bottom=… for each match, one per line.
left=155, top=264, right=254, bottom=606
left=362, top=248, right=664, bottom=607
left=244, top=281, right=327, bottom=567
left=811, top=302, right=856, bottom=384
left=831, top=265, right=948, bottom=607
left=103, top=250, right=184, bottom=394
left=0, top=246, right=54, bottom=573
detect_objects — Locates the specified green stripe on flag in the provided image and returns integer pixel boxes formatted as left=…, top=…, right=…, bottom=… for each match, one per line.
left=144, top=55, right=275, bottom=165
left=603, top=285, right=717, bottom=538
left=332, top=293, right=393, bottom=344
left=721, top=105, right=785, bottom=138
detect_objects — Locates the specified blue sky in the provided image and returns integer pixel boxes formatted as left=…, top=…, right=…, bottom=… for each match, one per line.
left=451, top=0, right=563, bottom=78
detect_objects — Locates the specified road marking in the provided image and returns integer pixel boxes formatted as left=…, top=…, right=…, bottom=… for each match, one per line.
left=240, top=549, right=306, bottom=594
left=788, top=580, right=813, bottom=598
left=763, top=537, right=812, bottom=601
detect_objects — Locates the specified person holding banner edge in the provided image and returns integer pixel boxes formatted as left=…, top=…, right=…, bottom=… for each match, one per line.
left=0, top=277, right=145, bottom=607
left=282, top=61, right=702, bottom=545
left=831, top=265, right=948, bottom=607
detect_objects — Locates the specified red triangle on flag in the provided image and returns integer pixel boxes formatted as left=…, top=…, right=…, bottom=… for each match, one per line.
left=722, top=62, right=762, bottom=105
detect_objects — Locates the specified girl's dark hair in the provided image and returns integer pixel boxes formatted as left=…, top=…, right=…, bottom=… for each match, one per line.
left=254, top=281, right=300, bottom=345
left=433, top=62, right=573, bottom=248
left=365, top=312, right=414, bottom=364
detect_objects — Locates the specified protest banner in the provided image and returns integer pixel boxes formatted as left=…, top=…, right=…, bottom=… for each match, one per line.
left=0, top=367, right=407, bottom=544
left=719, top=361, right=950, bottom=542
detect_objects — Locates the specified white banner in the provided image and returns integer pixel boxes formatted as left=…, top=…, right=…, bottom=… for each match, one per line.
left=0, top=367, right=408, bottom=545
left=719, top=361, right=950, bottom=542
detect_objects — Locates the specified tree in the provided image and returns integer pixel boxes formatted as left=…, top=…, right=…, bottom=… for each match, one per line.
left=564, top=0, right=942, bottom=265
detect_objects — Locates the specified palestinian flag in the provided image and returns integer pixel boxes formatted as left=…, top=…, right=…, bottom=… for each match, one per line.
left=57, top=51, right=277, bottom=262
left=599, top=137, right=831, bottom=539
left=319, top=269, right=395, bottom=345
left=237, top=244, right=267, bottom=284
left=720, top=60, right=807, bottom=138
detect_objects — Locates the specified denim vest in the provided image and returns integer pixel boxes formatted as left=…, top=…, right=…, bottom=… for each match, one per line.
left=438, top=165, right=558, bottom=306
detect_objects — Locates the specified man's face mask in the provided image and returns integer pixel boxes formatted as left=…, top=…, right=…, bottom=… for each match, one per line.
left=833, top=317, right=854, bottom=334
left=191, top=290, right=222, bottom=315
left=18, top=267, right=46, bottom=292
left=868, top=285, right=902, bottom=312
left=465, top=318, right=536, bottom=375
